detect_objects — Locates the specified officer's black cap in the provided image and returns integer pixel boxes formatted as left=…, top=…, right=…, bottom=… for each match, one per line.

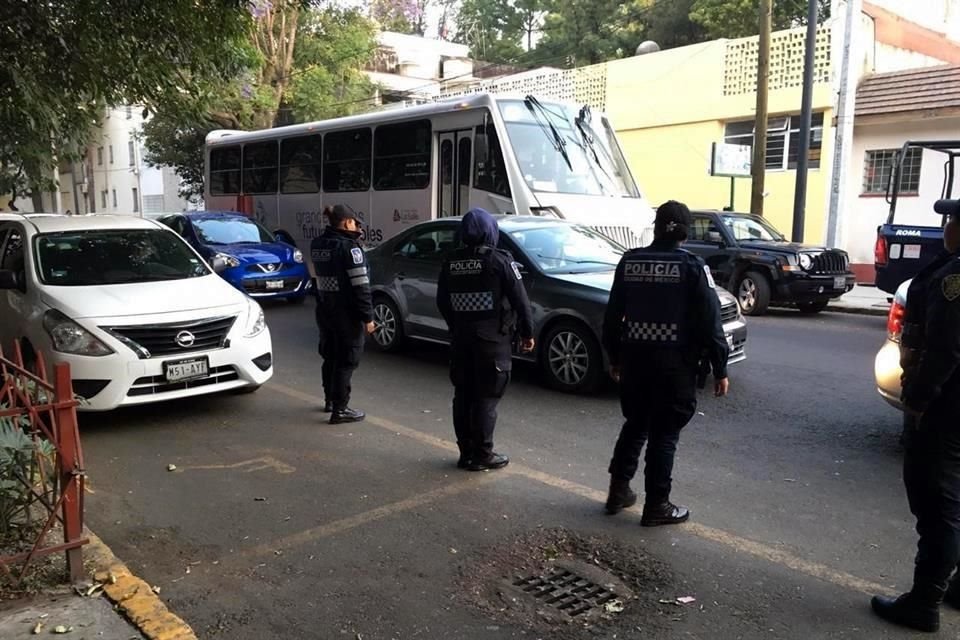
left=935, top=199, right=960, bottom=222
left=326, top=204, right=358, bottom=224
left=654, top=200, right=693, bottom=236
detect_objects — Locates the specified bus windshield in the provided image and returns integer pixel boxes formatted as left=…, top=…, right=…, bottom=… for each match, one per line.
left=498, top=99, right=638, bottom=198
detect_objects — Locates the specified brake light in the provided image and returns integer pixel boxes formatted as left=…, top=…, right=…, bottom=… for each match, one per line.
left=887, top=300, right=905, bottom=341
left=875, top=233, right=888, bottom=266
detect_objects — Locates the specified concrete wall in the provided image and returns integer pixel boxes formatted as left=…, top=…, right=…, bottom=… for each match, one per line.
left=603, top=34, right=835, bottom=244
left=842, top=117, right=960, bottom=268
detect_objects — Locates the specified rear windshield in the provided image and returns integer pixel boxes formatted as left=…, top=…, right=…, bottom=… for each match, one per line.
left=34, top=229, right=209, bottom=286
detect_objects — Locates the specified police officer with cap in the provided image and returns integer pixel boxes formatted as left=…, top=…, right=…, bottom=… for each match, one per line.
left=311, top=204, right=375, bottom=424
left=602, top=200, right=730, bottom=526
left=872, top=199, right=960, bottom=633
left=437, top=208, right=535, bottom=471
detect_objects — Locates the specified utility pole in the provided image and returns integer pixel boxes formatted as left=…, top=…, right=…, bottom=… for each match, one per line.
left=751, top=0, right=773, bottom=216
left=791, top=0, right=819, bottom=242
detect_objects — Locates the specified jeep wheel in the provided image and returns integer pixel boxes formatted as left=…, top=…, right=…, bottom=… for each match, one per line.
left=797, top=299, right=830, bottom=315
left=736, top=271, right=771, bottom=316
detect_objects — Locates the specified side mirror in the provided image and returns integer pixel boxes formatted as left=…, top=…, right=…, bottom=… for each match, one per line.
left=273, top=229, right=296, bottom=247
left=0, top=270, right=21, bottom=290
left=210, top=256, right=230, bottom=273
left=707, top=231, right=725, bottom=246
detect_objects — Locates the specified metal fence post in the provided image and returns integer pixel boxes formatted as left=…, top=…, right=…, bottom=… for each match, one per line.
left=53, top=363, right=84, bottom=582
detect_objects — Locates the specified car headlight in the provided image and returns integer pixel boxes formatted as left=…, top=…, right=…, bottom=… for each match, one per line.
left=42, top=310, right=113, bottom=356
left=799, top=253, right=813, bottom=270
left=293, top=249, right=304, bottom=264
left=245, top=301, right=267, bottom=338
left=214, top=252, right=241, bottom=268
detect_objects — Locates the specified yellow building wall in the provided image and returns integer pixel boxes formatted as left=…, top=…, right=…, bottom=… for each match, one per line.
left=602, top=36, right=836, bottom=244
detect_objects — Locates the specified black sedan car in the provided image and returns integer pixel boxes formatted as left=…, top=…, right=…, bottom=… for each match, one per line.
left=685, top=210, right=856, bottom=316
left=366, top=216, right=747, bottom=393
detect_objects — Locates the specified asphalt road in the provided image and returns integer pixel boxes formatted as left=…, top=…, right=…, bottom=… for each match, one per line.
left=79, top=303, right=952, bottom=639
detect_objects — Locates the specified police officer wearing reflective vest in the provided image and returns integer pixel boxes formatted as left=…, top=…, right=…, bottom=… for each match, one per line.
left=437, top=208, right=535, bottom=471
left=311, top=204, right=375, bottom=425
left=602, top=200, right=730, bottom=526
left=872, top=200, right=960, bottom=633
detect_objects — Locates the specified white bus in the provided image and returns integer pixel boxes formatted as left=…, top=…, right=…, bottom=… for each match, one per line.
left=203, top=93, right=654, bottom=249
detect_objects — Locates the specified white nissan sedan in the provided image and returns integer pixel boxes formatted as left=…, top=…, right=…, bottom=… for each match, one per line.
left=0, top=214, right=273, bottom=411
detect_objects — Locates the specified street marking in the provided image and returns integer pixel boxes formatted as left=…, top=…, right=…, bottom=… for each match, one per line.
left=266, top=381, right=894, bottom=597
left=173, top=456, right=296, bottom=475
left=241, top=474, right=499, bottom=559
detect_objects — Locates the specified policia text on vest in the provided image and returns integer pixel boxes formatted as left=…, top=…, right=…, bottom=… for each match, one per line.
left=310, top=205, right=376, bottom=425
left=437, top=209, right=535, bottom=473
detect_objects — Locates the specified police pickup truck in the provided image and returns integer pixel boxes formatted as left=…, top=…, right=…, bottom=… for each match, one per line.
left=874, top=140, right=958, bottom=295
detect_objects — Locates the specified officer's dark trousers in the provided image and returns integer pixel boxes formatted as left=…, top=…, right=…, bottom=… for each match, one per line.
left=903, top=398, right=960, bottom=600
left=609, top=351, right=697, bottom=505
left=450, top=338, right=512, bottom=460
left=317, top=316, right=365, bottom=411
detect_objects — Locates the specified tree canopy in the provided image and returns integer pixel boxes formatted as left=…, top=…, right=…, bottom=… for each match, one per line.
left=0, top=0, right=252, bottom=203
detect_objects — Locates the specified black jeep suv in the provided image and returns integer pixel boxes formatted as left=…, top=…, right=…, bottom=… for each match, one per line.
left=685, top=210, right=856, bottom=316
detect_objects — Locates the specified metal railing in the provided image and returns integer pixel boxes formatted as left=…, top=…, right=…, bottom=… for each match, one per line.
left=0, top=341, right=86, bottom=585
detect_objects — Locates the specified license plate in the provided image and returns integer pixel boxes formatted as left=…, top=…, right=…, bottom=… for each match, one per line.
left=163, top=357, right=209, bottom=383
left=834, top=276, right=846, bottom=290
left=265, top=279, right=284, bottom=290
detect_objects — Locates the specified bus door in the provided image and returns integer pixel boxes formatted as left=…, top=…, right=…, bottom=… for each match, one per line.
left=438, top=130, right=473, bottom=217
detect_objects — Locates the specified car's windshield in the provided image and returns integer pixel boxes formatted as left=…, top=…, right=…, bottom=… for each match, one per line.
left=498, top=100, right=637, bottom=198
left=721, top=215, right=786, bottom=242
left=193, top=217, right=274, bottom=245
left=508, top=224, right=623, bottom=273
left=34, top=230, right=209, bottom=286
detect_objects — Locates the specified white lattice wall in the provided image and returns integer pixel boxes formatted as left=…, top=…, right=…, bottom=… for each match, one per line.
left=723, top=25, right=832, bottom=96
left=441, top=65, right=608, bottom=110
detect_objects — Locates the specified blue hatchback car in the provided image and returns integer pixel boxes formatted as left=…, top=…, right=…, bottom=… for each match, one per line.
left=157, top=211, right=310, bottom=303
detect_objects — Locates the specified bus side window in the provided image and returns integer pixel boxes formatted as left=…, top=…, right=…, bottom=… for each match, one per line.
left=242, top=141, right=279, bottom=194
left=474, top=124, right=510, bottom=198
left=373, top=120, right=431, bottom=191
left=324, top=128, right=372, bottom=192
left=280, top=134, right=322, bottom=194
left=210, top=146, right=241, bottom=196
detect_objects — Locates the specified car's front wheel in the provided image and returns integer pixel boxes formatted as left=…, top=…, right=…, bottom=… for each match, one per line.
left=736, top=271, right=772, bottom=316
left=370, top=297, right=404, bottom=353
left=539, top=320, right=603, bottom=393
left=797, top=299, right=830, bottom=315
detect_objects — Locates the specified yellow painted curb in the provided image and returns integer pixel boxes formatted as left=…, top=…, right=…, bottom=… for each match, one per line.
left=84, top=527, right=198, bottom=640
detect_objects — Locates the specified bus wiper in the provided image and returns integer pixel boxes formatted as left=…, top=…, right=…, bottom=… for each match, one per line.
left=524, top=95, right=573, bottom=172
left=574, top=112, right=617, bottom=195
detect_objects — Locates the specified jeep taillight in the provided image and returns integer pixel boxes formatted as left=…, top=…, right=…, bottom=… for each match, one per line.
left=875, top=233, right=888, bottom=266
left=887, top=300, right=905, bottom=342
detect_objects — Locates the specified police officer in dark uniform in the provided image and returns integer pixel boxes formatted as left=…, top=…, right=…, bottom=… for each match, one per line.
left=602, top=200, right=730, bottom=526
left=311, top=204, right=375, bottom=425
left=872, top=200, right=960, bottom=633
left=437, top=208, right=535, bottom=471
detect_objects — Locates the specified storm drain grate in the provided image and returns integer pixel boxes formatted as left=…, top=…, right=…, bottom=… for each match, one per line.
left=512, top=568, right=619, bottom=617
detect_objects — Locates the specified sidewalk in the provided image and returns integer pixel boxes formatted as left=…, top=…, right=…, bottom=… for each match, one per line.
left=0, top=529, right=196, bottom=640
left=827, top=284, right=892, bottom=316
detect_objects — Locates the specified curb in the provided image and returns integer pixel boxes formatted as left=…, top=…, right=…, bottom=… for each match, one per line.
left=84, top=527, right=197, bottom=640
left=826, top=305, right=890, bottom=317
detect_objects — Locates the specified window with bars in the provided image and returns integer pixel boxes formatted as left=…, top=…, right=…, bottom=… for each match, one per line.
left=862, top=148, right=922, bottom=195
left=723, top=112, right=824, bottom=171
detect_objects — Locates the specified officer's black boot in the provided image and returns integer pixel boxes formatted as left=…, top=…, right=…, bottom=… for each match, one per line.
left=944, top=579, right=960, bottom=609
left=323, top=400, right=333, bottom=413
left=871, top=591, right=941, bottom=633
left=467, top=453, right=509, bottom=471
left=605, top=477, right=637, bottom=515
left=330, top=407, right=365, bottom=425
left=641, top=501, right=690, bottom=527
left=456, top=443, right=473, bottom=469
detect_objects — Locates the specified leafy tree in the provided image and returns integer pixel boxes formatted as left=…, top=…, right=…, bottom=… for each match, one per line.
left=690, top=0, right=831, bottom=40
left=535, top=0, right=638, bottom=66
left=142, top=6, right=379, bottom=199
left=369, top=0, right=428, bottom=34
left=455, top=0, right=524, bottom=62
left=0, top=0, right=251, bottom=205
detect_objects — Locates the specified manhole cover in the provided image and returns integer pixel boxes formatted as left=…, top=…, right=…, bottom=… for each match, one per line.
left=512, top=567, right=620, bottom=618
